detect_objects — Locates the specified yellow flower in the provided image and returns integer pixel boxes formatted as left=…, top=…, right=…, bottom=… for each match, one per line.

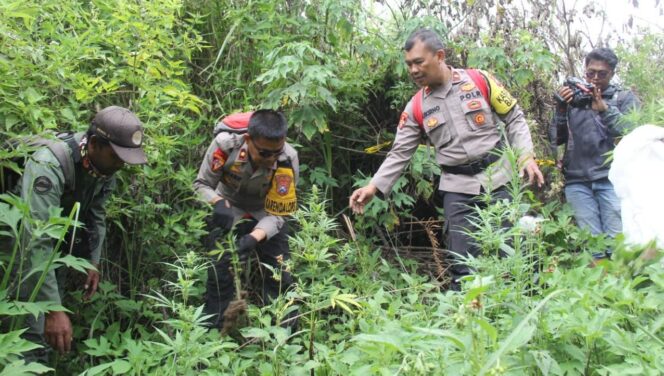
left=536, top=158, right=556, bottom=167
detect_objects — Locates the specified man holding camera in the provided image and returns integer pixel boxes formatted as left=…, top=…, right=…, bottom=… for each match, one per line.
left=549, top=48, right=640, bottom=253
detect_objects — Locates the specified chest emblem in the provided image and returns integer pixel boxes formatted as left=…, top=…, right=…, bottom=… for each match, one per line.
left=474, top=113, right=486, bottom=126
left=468, top=100, right=482, bottom=110
left=461, top=83, right=475, bottom=92
left=229, top=162, right=242, bottom=175
left=426, top=117, right=439, bottom=128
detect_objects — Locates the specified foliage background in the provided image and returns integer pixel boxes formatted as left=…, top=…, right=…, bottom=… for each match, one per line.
left=1, top=0, right=663, bottom=374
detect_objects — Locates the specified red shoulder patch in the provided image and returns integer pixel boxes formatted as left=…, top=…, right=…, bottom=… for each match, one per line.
left=211, top=148, right=227, bottom=172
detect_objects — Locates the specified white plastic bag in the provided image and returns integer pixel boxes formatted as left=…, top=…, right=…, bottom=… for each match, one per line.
left=609, top=124, right=664, bottom=247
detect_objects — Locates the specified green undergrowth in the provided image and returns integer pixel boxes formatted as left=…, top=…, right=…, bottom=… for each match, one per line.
left=21, top=186, right=659, bottom=376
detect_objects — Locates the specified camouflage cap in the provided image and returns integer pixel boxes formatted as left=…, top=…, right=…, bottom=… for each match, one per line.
left=92, top=106, right=147, bottom=164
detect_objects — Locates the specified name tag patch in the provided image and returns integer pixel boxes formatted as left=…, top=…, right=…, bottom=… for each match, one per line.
left=423, top=106, right=440, bottom=118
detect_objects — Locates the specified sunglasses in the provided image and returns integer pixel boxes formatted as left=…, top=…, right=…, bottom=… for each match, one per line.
left=254, top=144, right=283, bottom=158
left=585, top=70, right=611, bottom=79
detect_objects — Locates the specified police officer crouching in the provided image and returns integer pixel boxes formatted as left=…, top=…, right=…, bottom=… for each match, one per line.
left=193, top=109, right=299, bottom=331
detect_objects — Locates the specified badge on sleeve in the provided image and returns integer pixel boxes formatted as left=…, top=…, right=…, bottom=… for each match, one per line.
left=34, top=176, right=53, bottom=194
left=265, top=167, right=297, bottom=216
left=211, top=148, right=227, bottom=172
left=398, top=112, right=409, bottom=130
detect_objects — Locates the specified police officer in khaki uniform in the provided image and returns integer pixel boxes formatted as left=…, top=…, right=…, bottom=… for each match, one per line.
left=9, top=106, right=147, bottom=359
left=193, top=109, right=299, bottom=329
left=350, top=29, right=543, bottom=288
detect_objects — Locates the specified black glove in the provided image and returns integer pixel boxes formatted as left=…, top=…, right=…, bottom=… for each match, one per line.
left=212, top=199, right=234, bottom=230
left=236, top=234, right=258, bottom=262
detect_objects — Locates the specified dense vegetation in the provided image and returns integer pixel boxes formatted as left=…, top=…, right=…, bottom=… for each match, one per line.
left=1, top=0, right=663, bottom=374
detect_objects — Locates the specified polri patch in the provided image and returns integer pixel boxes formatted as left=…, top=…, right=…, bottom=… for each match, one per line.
left=238, top=149, right=247, bottom=161
left=34, top=176, right=53, bottom=194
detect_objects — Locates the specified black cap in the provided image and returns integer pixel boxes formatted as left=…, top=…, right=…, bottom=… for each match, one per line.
left=92, top=106, right=147, bottom=165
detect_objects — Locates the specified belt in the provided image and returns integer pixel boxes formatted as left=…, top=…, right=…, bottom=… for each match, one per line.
left=441, top=142, right=503, bottom=176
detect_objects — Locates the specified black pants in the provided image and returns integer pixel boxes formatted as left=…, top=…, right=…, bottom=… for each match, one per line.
left=202, top=220, right=293, bottom=328
left=440, top=186, right=511, bottom=282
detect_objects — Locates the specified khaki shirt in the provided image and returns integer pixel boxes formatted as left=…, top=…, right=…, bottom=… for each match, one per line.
left=15, top=133, right=114, bottom=304
left=371, top=68, right=535, bottom=196
left=193, top=133, right=299, bottom=239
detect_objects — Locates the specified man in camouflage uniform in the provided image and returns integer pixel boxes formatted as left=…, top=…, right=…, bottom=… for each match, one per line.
left=193, top=109, right=298, bottom=329
left=9, top=106, right=147, bottom=358
left=350, top=29, right=544, bottom=288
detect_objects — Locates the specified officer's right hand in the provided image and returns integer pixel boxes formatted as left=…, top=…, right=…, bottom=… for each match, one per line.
left=349, top=184, right=377, bottom=215
left=212, top=198, right=234, bottom=230
left=45, top=311, right=73, bottom=354
left=236, top=234, right=259, bottom=262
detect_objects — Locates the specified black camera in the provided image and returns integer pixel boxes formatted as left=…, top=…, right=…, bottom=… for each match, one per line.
left=555, top=77, right=594, bottom=108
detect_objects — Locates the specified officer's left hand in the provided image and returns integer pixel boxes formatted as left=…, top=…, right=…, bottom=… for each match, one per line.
left=83, top=263, right=100, bottom=300
left=522, top=159, right=544, bottom=188
left=236, top=234, right=259, bottom=262
left=591, top=86, right=608, bottom=112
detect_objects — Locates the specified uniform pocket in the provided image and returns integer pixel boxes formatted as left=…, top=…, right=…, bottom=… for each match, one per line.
left=424, top=115, right=452, bottom=148
left=461, top=99, right=491, bottom=132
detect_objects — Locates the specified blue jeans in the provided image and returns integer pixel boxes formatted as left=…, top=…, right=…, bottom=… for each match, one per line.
left=564, top=178, right=622, bottom=238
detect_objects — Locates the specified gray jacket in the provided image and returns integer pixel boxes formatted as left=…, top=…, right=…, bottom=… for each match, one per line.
left=549, top=85, right=640, bottom=184
left=193, top=133, right=299, bottom=240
